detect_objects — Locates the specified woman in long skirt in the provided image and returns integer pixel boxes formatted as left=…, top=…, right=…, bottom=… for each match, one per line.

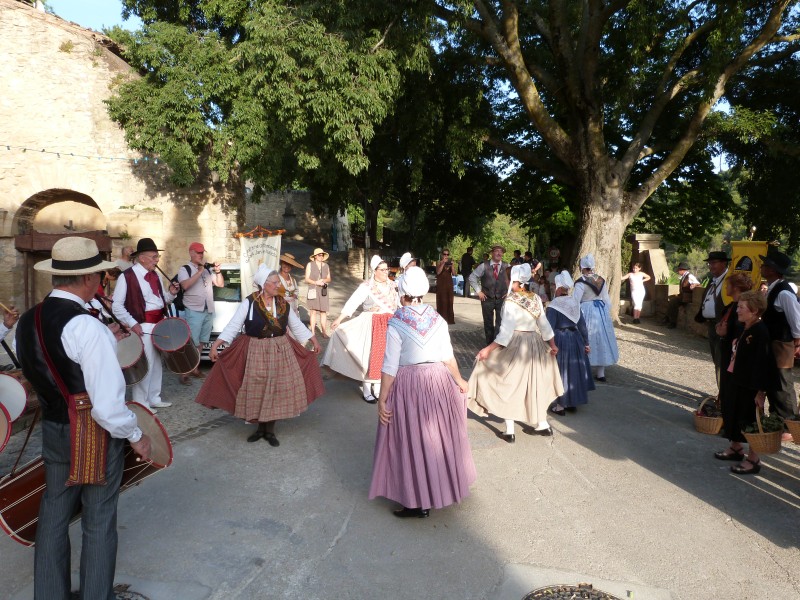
left=369, top=267, right=475, bottom=518
left=323, top=255, right=399, bottom=403
left=435, top=248, right=456, bottom=324
left=196, top=266, right=324, bottom=445
left=573, top=253, right=619, bottom=382
left=546, top=270, right=595, bottom=414
left=468, top=263, right=564, bottom=441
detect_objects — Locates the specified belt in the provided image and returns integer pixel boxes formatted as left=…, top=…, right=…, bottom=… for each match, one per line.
left=255, top=332, right=284, bottom=339
left=144, top=310, right=165, bottom=324
left=557, top=326, right=577, bottom=331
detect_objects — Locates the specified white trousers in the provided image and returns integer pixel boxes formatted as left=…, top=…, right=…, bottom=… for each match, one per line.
left=131, top=322, right=164, bottom=408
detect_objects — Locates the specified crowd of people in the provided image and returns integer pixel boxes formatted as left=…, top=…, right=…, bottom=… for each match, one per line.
left=3, top=235, right=799, bottom=598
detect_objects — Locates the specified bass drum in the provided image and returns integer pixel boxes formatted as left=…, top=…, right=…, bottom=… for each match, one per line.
left=152, top=317, right=200, bottom=375
left=0, top=402, right=172, bottom=547
left=0, top=404, right=10, bottom=454
left=117, top=333, right=149, bottom=386
left=0, top=371, right=36, bottom=422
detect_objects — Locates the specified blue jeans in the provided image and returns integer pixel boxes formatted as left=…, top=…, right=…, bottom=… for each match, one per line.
left=183, top=307, right=214, bottom=346
left=35, top=421, right=124, bottom=600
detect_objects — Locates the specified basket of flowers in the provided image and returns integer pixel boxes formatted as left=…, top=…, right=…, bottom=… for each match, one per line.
left=694, top=396, right=723, bottom=435
left=743, top=409, right=783, bottom=454
left=784, top=415, right=800, bottom=445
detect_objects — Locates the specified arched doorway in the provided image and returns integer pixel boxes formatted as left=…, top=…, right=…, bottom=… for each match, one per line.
left=13, top=189, right=111, bottom=308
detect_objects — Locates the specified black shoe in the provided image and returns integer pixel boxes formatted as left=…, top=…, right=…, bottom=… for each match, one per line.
left=264, top=432, right=280, bottom=447
left=632, top=318, right=640, bottom=324
left=246, top=430, right=264, bottom=443
left=500, top=433, right=515, bottom=443
left=549, top=406, right=566, bottom=416
left=363, top=394, right=378, bottom=404
left=532, top=427, right=553, bottom=436
left=595, top=376, right=607, bottom=382
left=393, top=507, right=430, bottom=518
left=731, top=458, right=761, bottom=475
left=565, top=407, right=577, bottom=413
left=714, top=448, right=745, bottom=461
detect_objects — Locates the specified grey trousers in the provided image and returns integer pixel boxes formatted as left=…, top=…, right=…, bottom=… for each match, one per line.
left=481, top=297, right=504, bottom=345
left=767, top=367, right=799, bottom=422
left=35, top=421, right=124, bottom=600
left=707, top=321, right=723, bottom=389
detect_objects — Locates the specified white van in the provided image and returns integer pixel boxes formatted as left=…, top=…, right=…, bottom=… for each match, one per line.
left=199, top=263, right=243, bottom=360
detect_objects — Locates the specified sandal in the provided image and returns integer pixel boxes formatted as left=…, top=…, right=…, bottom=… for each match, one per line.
left=731, top=458, right=761, bottom=475
left=714, top=447, right=745, bottom=462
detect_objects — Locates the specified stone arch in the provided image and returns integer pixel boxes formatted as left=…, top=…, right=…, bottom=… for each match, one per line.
left=13, top=189, right=111, bottom=308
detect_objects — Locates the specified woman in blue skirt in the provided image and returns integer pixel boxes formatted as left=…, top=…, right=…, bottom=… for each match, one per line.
left=573, top=254, right=619, bottom=382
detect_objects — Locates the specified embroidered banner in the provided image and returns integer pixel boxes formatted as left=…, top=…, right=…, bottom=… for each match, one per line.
left=239, top=235, right=281, bottom=297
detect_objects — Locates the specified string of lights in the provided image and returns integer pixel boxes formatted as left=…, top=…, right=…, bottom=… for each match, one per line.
left=2, top=144, right=159, bottom=164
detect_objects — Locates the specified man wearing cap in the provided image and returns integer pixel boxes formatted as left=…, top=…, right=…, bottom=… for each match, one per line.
left=698, top=251, right=730, bottom=388
left=177, top=242, right=224, bottom=383
left=759, top=250, right=800, bottom=433
left=16, top=237, right=151, bottom=599
left=469, top=245, right=510, bottom=345
left=664, top=262, right=701, bottom=328
left=112, top=237, right=179, bottom=409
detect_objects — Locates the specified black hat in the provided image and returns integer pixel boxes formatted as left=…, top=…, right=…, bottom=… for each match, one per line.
left=704, top=251, right=729, bottom=263
left=759, top=251, right=791, bottom=276
left=131, top=237, right=163, bottom=257
left=677, top=262, right=690, bottom=271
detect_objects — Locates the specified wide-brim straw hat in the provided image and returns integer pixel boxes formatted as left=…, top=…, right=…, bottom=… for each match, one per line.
left=35, top=237, right=117, bottom=275
left=309, top=248, right=329, bottom=261
left=490, top=244, right=505, bottom=253
left=279, top=252, right=303, bottom=269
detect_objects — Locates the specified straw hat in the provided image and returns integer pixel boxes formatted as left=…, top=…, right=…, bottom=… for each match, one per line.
left=279, top=252, right=303, bottom=269
left=309, top=248, right=330, bottom=261
left=35, top=237, right=117, bottom=276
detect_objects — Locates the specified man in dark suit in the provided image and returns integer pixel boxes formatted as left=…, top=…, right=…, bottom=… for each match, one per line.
left=697, top=251, right=730, bottom=388
left=460, top=247, right=476, bottom=297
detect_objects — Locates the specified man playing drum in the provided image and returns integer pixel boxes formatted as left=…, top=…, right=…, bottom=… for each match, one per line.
left=177, top=241, right=224, bottom=384
left=112, top=238, right=180, bottom=409
left=16, top=236, right=152, bottom=599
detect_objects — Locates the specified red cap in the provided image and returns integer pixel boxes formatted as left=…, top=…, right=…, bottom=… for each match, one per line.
left=189, top=242, right=205, bottom=253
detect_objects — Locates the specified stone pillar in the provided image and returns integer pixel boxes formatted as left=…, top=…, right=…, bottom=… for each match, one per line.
left=628, top=233, right=667, bottom=317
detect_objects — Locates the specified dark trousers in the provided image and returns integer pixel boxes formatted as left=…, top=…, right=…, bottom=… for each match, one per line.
left=481, top=297, right=504, bottom=345
left=665, top=295, right=687, bottom=324
left=767, top=367, right=799, bottom=422
left=35, top=421, right=124, bottom=600
left=707, top=321, right=723, bottom=390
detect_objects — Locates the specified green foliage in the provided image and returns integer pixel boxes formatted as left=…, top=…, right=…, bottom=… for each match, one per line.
left=744, top=412, right=784, bottom=434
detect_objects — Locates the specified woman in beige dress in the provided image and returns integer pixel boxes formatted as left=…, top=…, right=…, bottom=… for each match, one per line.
left=468, top=263, right=564, bottom=441
left=305, top=248, right=332, bottom=337
left=278, top=252, right=303, bottom=315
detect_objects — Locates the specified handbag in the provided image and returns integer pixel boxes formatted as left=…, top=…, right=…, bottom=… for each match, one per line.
left=307, top=287, right=317, bottom=300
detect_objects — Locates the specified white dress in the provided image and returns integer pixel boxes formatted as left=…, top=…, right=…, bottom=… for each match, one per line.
left=628, top=272, right=646, bottom=310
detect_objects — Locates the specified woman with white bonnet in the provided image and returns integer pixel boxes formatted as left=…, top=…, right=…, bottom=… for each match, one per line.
left=573, top=253, right=619, bottom=382
left=323, top=255, right=400, bottom=403
left=195, top=265, right=324, bottom=445
left=369, top=266, right=475, bottom=518
left=546, top=271, right=595, bottom=415
left=468, top=263, right=564, bottom=441
left=395, top=252, right=416, bottom=289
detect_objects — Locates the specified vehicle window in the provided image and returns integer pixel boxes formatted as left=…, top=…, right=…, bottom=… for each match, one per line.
left=214, top=268, right=242, bottom=302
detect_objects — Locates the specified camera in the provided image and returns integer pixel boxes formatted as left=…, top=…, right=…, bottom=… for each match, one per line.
left=203, top=262, right=215, bottom=271
left=321, top=283, right=328, bottom=296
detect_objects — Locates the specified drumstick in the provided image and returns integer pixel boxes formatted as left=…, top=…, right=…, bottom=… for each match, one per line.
left=93, top=294, right=130, bottom=334
left=0, top=301, right=13, bottom=314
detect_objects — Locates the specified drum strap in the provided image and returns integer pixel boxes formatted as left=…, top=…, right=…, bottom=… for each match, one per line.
left=34, top=304, right=108, bottom=486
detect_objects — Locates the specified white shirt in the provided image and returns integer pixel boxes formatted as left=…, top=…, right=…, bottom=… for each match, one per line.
left=51, top=290, right=141, bottom=442
left=0, top=323, right=9, bottom=342
left=495, top=294, right=555, bottom=346
left=382, top=304, right=454, bottom=377
left=468, top=261, right=504, bottom=293
left=340, top=280, right=399, bottom=317
left=701, top=269, right=728, bottom=319
left=112, top=263, right=176, bottom=328
left=218, top=296, right=313, bottom=345
left=766, top=279, right=800, bottom=339
left=680, top=272, right=701, bottom=287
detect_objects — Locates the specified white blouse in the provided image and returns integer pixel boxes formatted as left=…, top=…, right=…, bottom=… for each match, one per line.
left=495, top=293, right=555, bottom=346
left=218, top=296, right=312, bottom=345
left=340, top=279, right=399, bottom=318
left=381, top=304, right=454, bottom=377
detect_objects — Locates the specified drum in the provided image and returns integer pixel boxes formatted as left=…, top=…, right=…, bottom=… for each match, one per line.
left=0, top=401, right=172, bottom=547
left=0, top=370, right=36, bottom=421
left=152, top=317, right=200, bottom=374
left=117, top=333, right=149, bottom=386
left=0, top=404, right=10, bottom=454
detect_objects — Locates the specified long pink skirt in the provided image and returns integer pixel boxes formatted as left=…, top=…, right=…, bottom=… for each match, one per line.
left=368, top=363, right=476, bottom=510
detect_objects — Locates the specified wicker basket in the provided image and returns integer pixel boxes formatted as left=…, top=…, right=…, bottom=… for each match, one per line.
left=743, top=409, right=782, bottom=454
left=785, top=419, right=800, bottom=445
left=694, top=396, right=723, bottom=435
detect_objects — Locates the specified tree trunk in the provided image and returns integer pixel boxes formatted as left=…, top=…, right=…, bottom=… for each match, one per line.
left=571, top=186, right=630, bottom=325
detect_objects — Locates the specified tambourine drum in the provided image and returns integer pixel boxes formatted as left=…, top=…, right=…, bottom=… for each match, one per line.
left=152, top=317, right=200, bottom=374
left=0, top=401, right=172, bottom=547
left=117, top=333, right=148, bottom=386
left=0, top=404, right=10, bottom=454
left=0, top=370, right=36, bottom=421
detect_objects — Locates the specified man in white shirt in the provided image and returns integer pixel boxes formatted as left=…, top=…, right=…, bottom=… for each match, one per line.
left=469, top=244, right=510, bottom=345
left=759, top=250, right=800, bottom=437
left=698, top=251, right=729, bottom=388
left=112, top=238, right=179, bottom=409
left=16, top=236, right=151, bottom=599
left=0, top=304, right=19, bottom=344
left=177, top=241, right=223, bottom=383
left=664, top=262, right=701, bottom=328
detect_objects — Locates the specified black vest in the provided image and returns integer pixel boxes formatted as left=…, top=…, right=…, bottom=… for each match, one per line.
left=17, top=297, right=90, bottom=424
left=763, top=279, right=796, bottom=342
left=479, top=261, right=509, bottom=299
